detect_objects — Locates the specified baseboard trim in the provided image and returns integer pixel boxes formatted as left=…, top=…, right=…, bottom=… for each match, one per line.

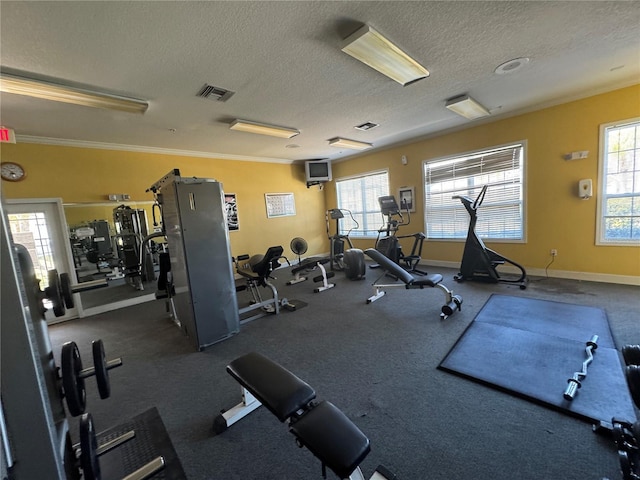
left=421, top=259, right=639, bottom=286
left=80, top=293, right=157, bottom=318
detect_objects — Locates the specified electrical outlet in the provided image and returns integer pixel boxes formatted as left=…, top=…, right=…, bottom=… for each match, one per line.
left=550, top=249, right=558, bottom=257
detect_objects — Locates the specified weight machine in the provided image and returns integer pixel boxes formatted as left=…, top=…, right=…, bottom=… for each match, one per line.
left=112, top=205, right=152, bottom=290
left=148, top=169, right=241, bottom=351
left=1, top=199, right=185, bottom=479
left=373, top=195, right=428, bottom=275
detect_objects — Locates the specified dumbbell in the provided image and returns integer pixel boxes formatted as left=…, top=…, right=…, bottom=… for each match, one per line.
left=79, top=413, right=165, bottom=480
left=622, top=344, right=640, bottom=410
left=623, top=345, right=640, bottom=366
left=626, top=365, right=640, bottom=410
left=61, top=339, right=123, bottom=416
left=43, top=268, right=107, bottom=317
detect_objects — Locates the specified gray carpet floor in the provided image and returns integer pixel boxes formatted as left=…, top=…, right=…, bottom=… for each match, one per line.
left=48, top=262, right=640, bottom=480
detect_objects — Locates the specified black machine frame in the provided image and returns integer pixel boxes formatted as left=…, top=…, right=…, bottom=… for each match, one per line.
left=452, top=185, right=528, bottom=289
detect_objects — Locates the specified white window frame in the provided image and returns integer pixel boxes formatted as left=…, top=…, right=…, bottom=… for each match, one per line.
left=422, top=141, right=526, bottom=243
left=335, top=169, right=389, bottom=238
left=596, top=117, right=640, bottom=246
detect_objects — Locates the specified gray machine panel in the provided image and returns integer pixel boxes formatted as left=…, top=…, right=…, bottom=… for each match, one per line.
left=162, top=177, right=240, bottom=350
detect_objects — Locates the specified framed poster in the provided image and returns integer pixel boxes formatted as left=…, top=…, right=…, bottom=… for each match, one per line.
left=224, top=193, right=239, bottom=231
left=398, top=186, right=415, bottom=212
left=265, top=193, right=296, bottom=218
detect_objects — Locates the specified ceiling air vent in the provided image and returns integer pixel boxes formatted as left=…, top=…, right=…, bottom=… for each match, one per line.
left=196, top=84, right=235, bottom=102
left=355, top=122, right=379, bottom=131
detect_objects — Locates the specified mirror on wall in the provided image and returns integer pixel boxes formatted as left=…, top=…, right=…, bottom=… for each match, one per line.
left=64, top=201, right=164, bottom=312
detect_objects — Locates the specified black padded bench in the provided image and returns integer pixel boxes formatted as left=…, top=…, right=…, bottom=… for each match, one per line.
left=214, top=352, right=396, bottom=480
left=364, top=248, right=462, bottom=319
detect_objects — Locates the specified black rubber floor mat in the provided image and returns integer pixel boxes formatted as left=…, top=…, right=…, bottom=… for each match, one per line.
left=438, top=294, right=637, bottom=424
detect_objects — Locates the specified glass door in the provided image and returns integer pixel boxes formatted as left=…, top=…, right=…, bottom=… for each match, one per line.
left=5, top=199, right=79, bottom=323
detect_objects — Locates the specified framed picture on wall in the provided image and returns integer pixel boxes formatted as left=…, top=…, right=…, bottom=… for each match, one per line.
left=398, top=186, right=415, bottom=212
left=224, top=193, right=239, bottom=231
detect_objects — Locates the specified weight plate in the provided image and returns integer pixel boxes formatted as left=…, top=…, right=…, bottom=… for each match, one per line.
left=626, top=365, right=640, bottom=410
left=47, top=269, right=65, bottom=317
left=60, top=272, right=74, bottom=309
left=92, top=340, right=110, bottom=399
left=622, top=344, right=640, bottom=366
left=61, top=341, right=86, bottom=416
left=79, top=413, right=101, bottom=480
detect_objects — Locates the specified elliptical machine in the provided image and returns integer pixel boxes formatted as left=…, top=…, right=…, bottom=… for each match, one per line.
left=453, top=185, right=528, bottom=289
left=326, top=208, right=365, bottom=280
left=373, top=195, right=428, bottom=275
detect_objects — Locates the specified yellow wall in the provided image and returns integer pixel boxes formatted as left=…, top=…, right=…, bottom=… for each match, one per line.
left=326, top=84, right=640, bottom=278
left=2, top=85, right=638, bottom=278
left=0, top=145, right=328, bottom=259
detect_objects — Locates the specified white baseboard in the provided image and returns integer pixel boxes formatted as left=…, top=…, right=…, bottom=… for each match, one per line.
left=421, top=259, right=640, bottom=286
left=79, top=293, right=157, bottom=318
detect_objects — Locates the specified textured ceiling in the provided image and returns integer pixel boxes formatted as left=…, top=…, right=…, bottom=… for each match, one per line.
left=1, top=1, right=639, bottom=164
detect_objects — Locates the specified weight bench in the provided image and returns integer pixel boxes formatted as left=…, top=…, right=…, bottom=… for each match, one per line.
left=364, top=248, right=462, bottom=320
left=213, top=352, right=397, bottom=480
left=287, top=257, right=336, bottom=292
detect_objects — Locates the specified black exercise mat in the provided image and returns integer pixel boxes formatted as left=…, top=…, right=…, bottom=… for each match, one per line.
left=438, top=294, right=637, bottom=424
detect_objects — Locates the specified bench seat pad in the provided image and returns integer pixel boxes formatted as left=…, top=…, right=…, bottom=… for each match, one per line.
left=365, top=248, right=442, bottom=286
left=289, top=401, right=370, bottom=479
left=227, top=352, right=316, bottom=422
left=409, top=274, right=442, bottom=287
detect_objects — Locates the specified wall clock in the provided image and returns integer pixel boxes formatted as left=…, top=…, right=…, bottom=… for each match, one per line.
left=0, top=162, right=26, bottom=182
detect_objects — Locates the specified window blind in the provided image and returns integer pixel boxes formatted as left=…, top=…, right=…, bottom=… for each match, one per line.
left=424, top=144, right=524, bottom=240
left=336, top=171, right=389, bottom=237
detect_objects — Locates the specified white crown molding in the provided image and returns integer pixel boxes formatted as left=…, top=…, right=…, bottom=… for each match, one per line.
left=14, top=135, right=294, bottom=165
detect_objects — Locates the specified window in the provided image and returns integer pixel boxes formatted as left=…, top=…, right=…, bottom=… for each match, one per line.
left=423, top=142, right=525, bottom=241
left=598, top=118, right=640, bottom=244
left=336, top=170, right=389, bottom=237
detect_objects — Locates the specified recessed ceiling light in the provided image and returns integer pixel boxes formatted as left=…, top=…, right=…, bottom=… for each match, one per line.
left=494, top=57, right=530, bottom=75
left=328, top=137, right=373, bottom=150
left=0, top=71, right=149, bottom=113
left=341, top=24, right=429, bottom=86
left=285, top=144, right=300, bottom=149
left=229, top=119, right=299, bottom=138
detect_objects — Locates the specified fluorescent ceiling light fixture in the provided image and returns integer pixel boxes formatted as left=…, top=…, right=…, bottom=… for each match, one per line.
left=341, top=24, right=429, bottom=86
left=0, top=72, right=148, bottom=114
left=229, top=119, right=299, bottom=139
left=328, top=137, right=373, bottom=150
left=445, top=95, right=491, bottom=120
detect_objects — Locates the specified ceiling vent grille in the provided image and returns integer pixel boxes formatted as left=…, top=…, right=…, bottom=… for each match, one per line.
left=196, top=84, right=235, bottom=102
left=355, top=122, right=379, bottom=131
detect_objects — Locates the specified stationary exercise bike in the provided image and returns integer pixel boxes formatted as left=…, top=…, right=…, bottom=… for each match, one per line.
left=373, top=195, right=428, bottom=275
left=453, top=185, right=528, bottom=289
